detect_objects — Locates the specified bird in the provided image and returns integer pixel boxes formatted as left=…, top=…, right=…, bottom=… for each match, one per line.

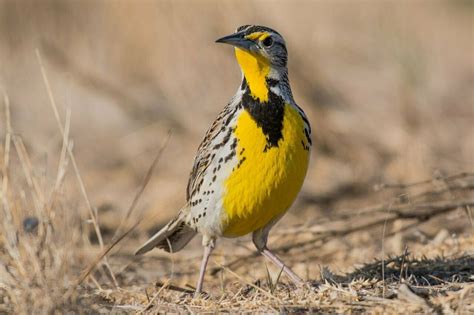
left=135, top=25, right=312, bottom=297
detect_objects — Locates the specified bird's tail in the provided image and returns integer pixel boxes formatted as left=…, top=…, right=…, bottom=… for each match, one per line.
left=135, top=210, right=197, bottom=255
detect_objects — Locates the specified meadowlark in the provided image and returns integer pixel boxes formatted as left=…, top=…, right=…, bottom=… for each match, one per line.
left=136, top=25, right=312, bottom=296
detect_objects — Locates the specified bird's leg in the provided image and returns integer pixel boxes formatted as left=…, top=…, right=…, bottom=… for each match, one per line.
left=253, top=224, right=305, bottom=286
left=260, top=247, right=304, bottom=286
left=194, top=239, right=215, bottom=297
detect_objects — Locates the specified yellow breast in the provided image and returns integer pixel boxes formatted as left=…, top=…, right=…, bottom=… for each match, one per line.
left=222, top=104, right=310, bottom=237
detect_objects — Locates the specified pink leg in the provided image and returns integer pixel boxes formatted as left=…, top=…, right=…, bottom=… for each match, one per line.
left=261, top=247, right=304, bottom=286
left=194, top=243, right=214, bottom=297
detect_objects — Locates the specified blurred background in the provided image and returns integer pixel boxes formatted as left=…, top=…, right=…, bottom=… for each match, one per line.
left=0, top=0, right=473, bottom=284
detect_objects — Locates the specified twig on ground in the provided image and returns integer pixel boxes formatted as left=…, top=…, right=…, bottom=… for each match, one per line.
left=76, top=132, right=171, bottom=287
left=155, top=281, right=195, bottom=294
left=374, top=172, right=473, bottom=191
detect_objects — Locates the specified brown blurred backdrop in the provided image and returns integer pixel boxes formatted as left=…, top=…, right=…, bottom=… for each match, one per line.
left=0, top=0, right=472, bottom=245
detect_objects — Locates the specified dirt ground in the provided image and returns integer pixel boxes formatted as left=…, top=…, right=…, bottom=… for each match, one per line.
left=0, top=1, right=473, bottom=313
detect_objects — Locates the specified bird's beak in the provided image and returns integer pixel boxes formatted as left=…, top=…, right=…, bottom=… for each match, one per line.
left=215, top=31, right=254, bottom=50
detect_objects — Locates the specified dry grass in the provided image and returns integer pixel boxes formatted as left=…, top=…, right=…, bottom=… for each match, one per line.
left=0, top=0, right=473, bottom=313
left=0, top=92, right=89, bottom=313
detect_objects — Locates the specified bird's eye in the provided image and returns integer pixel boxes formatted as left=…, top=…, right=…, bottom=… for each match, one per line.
left=262, top=37, right=273, bottom=48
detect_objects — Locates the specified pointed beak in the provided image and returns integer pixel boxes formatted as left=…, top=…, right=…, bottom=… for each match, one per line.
left=215, top=31, right=254, bottom=50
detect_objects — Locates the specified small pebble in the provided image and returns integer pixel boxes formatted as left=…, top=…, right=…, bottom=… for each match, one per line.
left=23, top=216, right=39, bottom=233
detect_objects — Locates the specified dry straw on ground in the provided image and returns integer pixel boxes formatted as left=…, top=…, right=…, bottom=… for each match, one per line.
left=0, top=1, right=473, bottom=313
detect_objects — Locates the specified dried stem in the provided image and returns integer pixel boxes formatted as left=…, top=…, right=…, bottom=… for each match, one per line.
left=36, top=49, right=117, bottom=287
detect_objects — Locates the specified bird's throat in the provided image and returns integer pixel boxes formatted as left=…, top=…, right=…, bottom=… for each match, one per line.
left=235, top=48, right=270, bottom=103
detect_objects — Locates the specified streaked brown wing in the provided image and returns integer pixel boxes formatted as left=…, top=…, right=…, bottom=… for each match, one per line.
left=186, top=102, right=239, bottom=201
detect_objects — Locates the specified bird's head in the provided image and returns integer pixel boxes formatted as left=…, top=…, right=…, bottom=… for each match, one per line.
left=216, top=25, right=289, bottom=102
left=216, top=25, right=287, bottom=68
